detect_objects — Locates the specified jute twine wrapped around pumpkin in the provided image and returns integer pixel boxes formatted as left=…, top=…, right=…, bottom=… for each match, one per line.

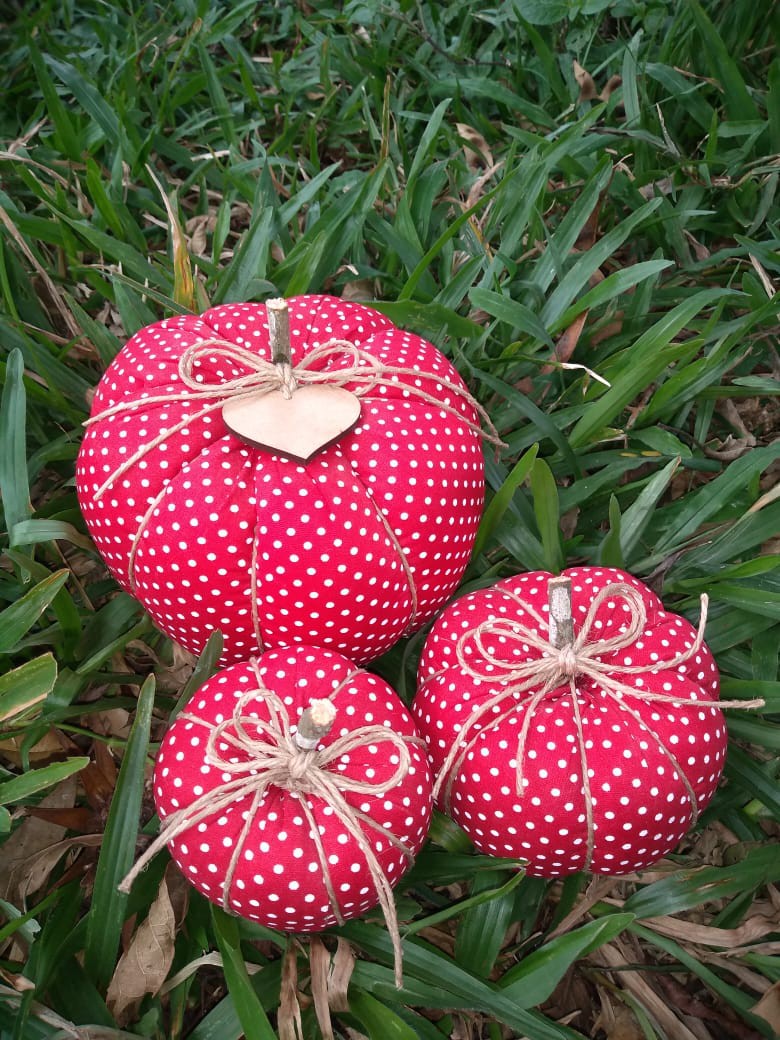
left=431, top=578, right=764, bottom=871
left=120, top=660, right=426, bottom=987
left=84, top=299, right=505, bottom=649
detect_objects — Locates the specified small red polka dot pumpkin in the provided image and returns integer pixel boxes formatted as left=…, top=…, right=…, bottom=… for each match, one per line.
left=76, top=295, right=486, bottom=664
left=412, top=566, right=726, bottom=877
left=150, top=646, right=432, bottom=932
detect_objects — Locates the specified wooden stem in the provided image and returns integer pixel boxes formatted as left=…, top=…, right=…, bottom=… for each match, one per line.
left=548, top=576, right=574, bottom=649
left=266, top=297, right=292, bottom=366
left=295, top=699, right=337, bottom=750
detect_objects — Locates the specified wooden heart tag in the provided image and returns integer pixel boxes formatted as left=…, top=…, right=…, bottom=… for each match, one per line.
left=222, top=297, right=361, bottom=461
left=222, top=384, right=361, bottom=462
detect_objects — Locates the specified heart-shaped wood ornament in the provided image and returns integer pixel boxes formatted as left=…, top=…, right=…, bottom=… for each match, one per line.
left=222, top=384, right=361, bottom=462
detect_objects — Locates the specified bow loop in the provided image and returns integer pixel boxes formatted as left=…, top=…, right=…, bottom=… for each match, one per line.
left=176, top=337, right=385, bottom=400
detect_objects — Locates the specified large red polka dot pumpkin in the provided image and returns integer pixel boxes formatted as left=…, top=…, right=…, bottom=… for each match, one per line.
left=76, top=295, right=486, bottom=664
left=412, top=566, right=726, bottom=877
left=148, top=646, right=432, bottom=932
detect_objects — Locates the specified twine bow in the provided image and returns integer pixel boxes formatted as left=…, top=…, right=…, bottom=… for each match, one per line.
left=425, top=581, right=764, bottom=871
left=120, top=660, right=425, bottom=986
left=86, top=334, right=505, bottom=502
left=84, top=329, right=505, bottom=640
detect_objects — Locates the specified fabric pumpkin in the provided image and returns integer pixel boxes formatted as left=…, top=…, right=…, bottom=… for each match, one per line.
left=76, top=295, right=486, bottom=664
left=150, top=646, right=432, bottom=932
left=412, top=566, right=726, bottom=877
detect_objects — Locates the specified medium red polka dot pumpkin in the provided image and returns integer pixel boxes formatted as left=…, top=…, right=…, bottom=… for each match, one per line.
left=152, top=646, right=432, bottom=931
left=412, top=566, right=726, bottom=877
left=76, top=295, right=486, bottom=664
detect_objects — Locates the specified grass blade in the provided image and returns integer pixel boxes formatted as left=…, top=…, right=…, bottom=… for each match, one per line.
left=0, top=348, right=32, bottom=536
left=0, top=757, right=89, bottom=805
left=473, top=444, right=539, bottom=558
left=499, top=913, right=635, bottom=1007
left=84, top=674, right=156, bottom=991
left=686, top=0, right=760, bottom=122
left=568, top=288, right=729, bottom=449
left=0, top=653, right=57, bottom=725
left=531, top=458, right=565, bottom=572
left=212, top=908, right=278, bottom=1040
left=348, top=989, right=421, bottom=1040
left=620, top=457, right=681, bottom=565
left=623, top=845, right=780, bottom=918
left=0, top=571, right=70, bottom=654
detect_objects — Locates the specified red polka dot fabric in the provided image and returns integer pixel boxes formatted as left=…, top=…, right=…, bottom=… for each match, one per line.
left=76, top=296, right=485, bottom=665
left=154, top=646, right=432, bottom=931
left=412, top=567, right=726, bottom=877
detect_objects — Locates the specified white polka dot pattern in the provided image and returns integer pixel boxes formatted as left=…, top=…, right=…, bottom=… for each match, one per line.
left=154, top=646, right=433, bottom=931
left=76, top=295, right=485, bottom=664
left=412, top=566, right=726, bottom=877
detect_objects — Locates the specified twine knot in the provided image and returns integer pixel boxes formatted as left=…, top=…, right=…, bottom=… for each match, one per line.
left=557, top=644, right=580, bottom=679
left=286, top=748, right=315, bottom=784
left=276, top=360, right=298, bottom=399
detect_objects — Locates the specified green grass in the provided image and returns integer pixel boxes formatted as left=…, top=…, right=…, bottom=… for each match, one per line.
left=1, top=0, right=779, bottom=1037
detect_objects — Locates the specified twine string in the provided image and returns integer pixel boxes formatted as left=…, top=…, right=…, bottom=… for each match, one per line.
left=120, top=660, right=423, bottom=986
left=424, top=582, right=765, bottom=871
left=86, top=334, right=505, bottom=501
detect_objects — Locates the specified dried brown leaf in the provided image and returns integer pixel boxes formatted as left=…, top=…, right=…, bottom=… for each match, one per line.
left=639, top=177, right=676, bottom=199
left=749, top=253, right=777, bottom=299
left=106, top=873, right=177, bottom=1025
left=719, top=398, right=758, bottom=445
left=449, top=1015, right=475, bottom=1040
left=590, top=315, right=625, bottom=348
left=683, top=229, right=711, bottom=261
left=752, top=981, right=780, bottom=1033
left=310, top=938, right=335, bottom=1040
left=278, top=944, right=304, bottom=1040
left=549, top=876, right=623, bottom=938
left=88, top=707, right=132, bottom=741
left=80, top=745, right=117, bottom=811
left=0, top=729, right=73, bottom=767
left=600, top=75, right=623, bottom=101
left=6, top=117, right=48, bottom=155
left=24, top=806, right=94, bottom=831
left=699, top=952, right=771, bottom=994
left=573, top=60, right=598, bottom=102
left=465, top=161, right=503, bottom=211
left=593, top=1001, right=645, bottom=1040
left=147, top=165, right=195, bottom=311
left=0, top=967, right=35, bottom=992
left=655, top=974, right=755, bottom=1040
left=185, top=213, right=216, bottom=258
left=0, top=777, right=77, bottom=904
left=642, top=912, right=779, bottom=950
left=455, top=122, right=493, bottom=170
left=22, top=834, right=103, bottom=900
left=165, top=862, right=190, bottom=925
left=703, top=435, right=756, bottom=461
left=560, top=507, right=581, bottom=542
left=594, top=940, right=705, bottom=1040
left=328, top=938, right=354, bottom=1013
left=340, top=279, right=375, bottom=302
left=555, top=310, right=590, bottom=366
